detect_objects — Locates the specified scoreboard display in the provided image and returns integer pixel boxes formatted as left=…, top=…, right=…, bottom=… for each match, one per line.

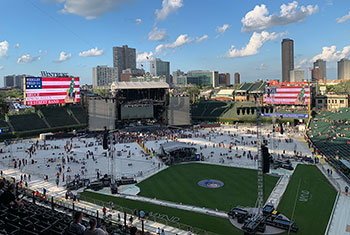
left=24, top=77, right=80, bottom=106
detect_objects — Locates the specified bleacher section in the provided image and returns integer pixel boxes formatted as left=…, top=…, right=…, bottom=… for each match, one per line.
left=0, top=118, right=11, bottom=133
left=308, top=108, right=350, bottom=178
left=0, top=105, right=88, bottom=140
left=200, top=101, right=230, bottom=117
left=69, top=106, right=88, bottom=124
left=0, top=181, right=137, bottom=235
left=40, top=107, right=79, bottom=128
left=8, top=113, right=48, bottom=132
left=192, top=100, right=257, bottom=122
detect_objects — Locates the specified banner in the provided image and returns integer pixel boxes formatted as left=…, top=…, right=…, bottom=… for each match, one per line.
left=261, top=113, right=309, bottom=119
left=25, top=77, right=80, bottom=106
left=265, top=83, right=310, bottom=105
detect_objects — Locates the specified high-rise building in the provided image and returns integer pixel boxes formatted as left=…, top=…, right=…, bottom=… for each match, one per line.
left=113, top=45, right=136, bottom=81
left=187, top=70, right=218, bottom=87
left=281, top=39, right=294, bottom=82
left=150, top=58, right=170, bottom=84
left=172, top=70, right=185, bottom=84
left=313, top=59, right=326, bottom=81
left=338, top=58, right=350, bottom=80
left=218, top=73, right=230, bottom=87
left=92, top=66, right=117, bottom=87
left=4, top=74, right=28, bottom=90
left=234, top=72, right=240, bottom=84
left=312, top=67, right=323, bottom=82
left=289, top=69, right=305, bottom=82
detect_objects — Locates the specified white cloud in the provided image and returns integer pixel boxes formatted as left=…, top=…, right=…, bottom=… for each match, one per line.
left=79, top=47, right=104, bottom=57
left=226, top=31, right=286, bottom=58
left=137, top=51, right=153, bottom=63
left=0, top=66, right=4, bottom=70
left=14, top=43, right=20, bottom=49
left=60, top=0, right=133, bottom=20
left=148, top=27, right=168, bottom=41
left=135, top=18, right=142, bottom=24
left=17, top=54, right=41, bottom=64
left=53, top=51, right=72, bottom=63
left=216, top=24, right=230, bottom=33
left=0, top=41, right=9, bottom=60
left=241, top=1, right=318, bottom=32
left=326, top=0, right=333, bottom=6
left=156, top=34, right=193, bottom=54
left=256, top=63, right=267, bottom=70
left=337, top=12, right=350, bottom=23
left=297, top=45, right=350, bottom=68
left=312, top=45, right=350, bottom=62
left=296, top=58, right=309, bottom=68
left=196, top=35, right=208, bottom=43
left=155, top=0, right=183, bottom=21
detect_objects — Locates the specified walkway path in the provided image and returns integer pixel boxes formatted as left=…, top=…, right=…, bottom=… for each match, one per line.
left=91, top=189, right=228, bottom=219
left=265, top=175, right=290, bottom=208
left=301, top=137, right=350, bottom=235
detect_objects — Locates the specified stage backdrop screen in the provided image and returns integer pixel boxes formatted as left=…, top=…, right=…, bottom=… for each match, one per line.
left=25, top=77, right=80, bottom=106
left=121, top=105, right=154, bottom=120
left=264, top=83, right=310, bottom=105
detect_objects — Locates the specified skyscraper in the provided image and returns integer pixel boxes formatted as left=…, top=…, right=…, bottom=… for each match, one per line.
left=4, top=74, right=28, bottom=90
left=92, top=66, right=117, bottom=87
left=218, top=73, right=230, bottom=86
left=338, top=58, right=350, bottom=80
left=281, top=39, right=294, bottom=82
left=313, top=59, right=326, bottom=81
left=312, top=67, right=322, bottom=82
left=289, top=69, right=305, bottom=82
left=150, top=58, right=170, bottom=84
left=113, top=45, right=136, bottom=81
left=234, top=72, right=240, bottom=84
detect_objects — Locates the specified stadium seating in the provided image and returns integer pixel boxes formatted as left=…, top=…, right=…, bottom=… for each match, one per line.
left=69, top=106, right=88, bottom=124
left=0, top=181, right=141, bottom=235
left=40, top=107, right=79, bottom=128
left=8, top=114, right=48, bottom=132
left=192, top=100, right=257, bottom=121
left=0, top=118, right=11, bottom=133
left=308, top=108, right=350, bottom=178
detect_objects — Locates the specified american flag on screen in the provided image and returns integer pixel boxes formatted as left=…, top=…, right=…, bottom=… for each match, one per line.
left=265, top=85, right=310, bottom=105
left=25, top=77, right=80, bottom=106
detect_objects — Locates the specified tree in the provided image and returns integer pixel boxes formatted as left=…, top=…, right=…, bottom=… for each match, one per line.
left=4, top=89, right=23, bottom=98
left=332, top=81, right=350, bottom=94
left=93, top=88, right=110, bottom=97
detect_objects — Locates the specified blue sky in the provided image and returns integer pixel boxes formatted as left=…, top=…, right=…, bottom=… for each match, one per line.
left=0, top=0, right=350, bottom=85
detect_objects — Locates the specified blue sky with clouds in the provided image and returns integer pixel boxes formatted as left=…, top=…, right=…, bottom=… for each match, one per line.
left=0, top=0, right=350, bottom=85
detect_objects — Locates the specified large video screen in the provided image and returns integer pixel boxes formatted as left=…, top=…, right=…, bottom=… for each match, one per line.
left=265, top=82, right=310, bottom=105
left=25, top=77, right=80, bottom=106
left=121, top=105, right=154, bottom=120
left=168, top=96, right=191, bottom=126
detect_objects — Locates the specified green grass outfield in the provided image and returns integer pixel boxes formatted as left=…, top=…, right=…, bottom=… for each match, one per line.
left=277, top=164, right=337, bottom=235
left=137, top=163, right=279, bottom=211
left=80, top=164, right=336, bottom=235
left=80, top=191, right=240, bottom=234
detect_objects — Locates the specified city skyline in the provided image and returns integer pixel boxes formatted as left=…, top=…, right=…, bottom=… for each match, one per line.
left=1, top=0, right=350, bottom=85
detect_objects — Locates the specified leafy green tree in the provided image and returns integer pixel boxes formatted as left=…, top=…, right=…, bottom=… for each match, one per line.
left=93, top=88, right=110, bottom=97
left=5, top=89, right=23, bottom=98
left=332, top=81, right=350, bottom=94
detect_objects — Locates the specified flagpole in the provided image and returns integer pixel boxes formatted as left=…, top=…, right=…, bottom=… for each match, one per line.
left=308, top=68, right=312, bottom=124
